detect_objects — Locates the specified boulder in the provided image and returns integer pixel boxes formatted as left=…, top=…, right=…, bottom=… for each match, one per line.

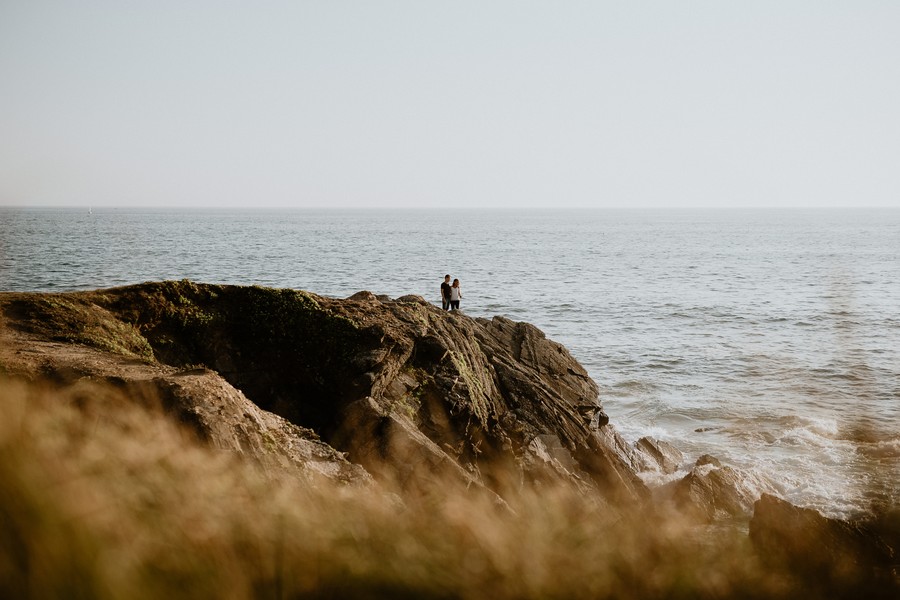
left=633, top=437, right=684, bottom=474
left=662, top=462, right=774, bottom=522
left=347, top=291, right=380, bottom=303
left=694, top=454, right=721, bottom=468
left=750, top=494, right=900, bottom=596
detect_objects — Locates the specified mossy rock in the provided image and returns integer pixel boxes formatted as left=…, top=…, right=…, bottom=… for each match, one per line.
left=5, top=296, right=154, bottom=361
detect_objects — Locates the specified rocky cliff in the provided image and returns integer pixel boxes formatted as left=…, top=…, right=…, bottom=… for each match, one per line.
left=0, top=280, right=651, bottom=506
left=4, top=281, right=898, bottom=597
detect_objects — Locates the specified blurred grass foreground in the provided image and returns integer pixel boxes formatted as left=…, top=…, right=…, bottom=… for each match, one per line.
left=0, top=375, right=878, bottom=600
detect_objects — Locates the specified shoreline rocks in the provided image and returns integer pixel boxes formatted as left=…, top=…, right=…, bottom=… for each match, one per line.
left=3, top=280, right=897, bottom=594
left=0, top=281, right=645, bottom=505
left=751, top=494, right=900, bottom=595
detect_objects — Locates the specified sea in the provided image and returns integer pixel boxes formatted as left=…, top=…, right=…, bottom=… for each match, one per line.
left=2, top=207, right=898, bottom=519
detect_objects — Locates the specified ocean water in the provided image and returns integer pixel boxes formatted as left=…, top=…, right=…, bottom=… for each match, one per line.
left=2, top=207, right=898, bottom=518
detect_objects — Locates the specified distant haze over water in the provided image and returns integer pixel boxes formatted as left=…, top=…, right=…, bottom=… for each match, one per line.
left=2, top=207, right=898, bottom=518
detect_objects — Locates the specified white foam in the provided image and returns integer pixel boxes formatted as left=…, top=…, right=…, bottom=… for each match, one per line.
left=864, top=438, right=900, bottom=459
left=804, top=416, right=840, bottom=437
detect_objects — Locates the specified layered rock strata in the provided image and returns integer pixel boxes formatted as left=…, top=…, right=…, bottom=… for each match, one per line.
left=0, top=281, right=647, bottom=505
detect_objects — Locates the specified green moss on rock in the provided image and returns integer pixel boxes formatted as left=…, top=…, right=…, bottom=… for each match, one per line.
left=447, top=349, right=491, bottom=425
left=6, top=296, right=153, bottom=360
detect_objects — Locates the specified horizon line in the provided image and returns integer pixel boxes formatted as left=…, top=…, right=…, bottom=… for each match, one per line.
left=2, top=204, right=898, bottom=211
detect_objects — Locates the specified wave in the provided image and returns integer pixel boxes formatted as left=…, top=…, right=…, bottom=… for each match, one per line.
left=857, top=438, right=900, bottom=460
left=794, top=320, right=816, bottom=327
left=609, top=379, right=660, bottom=393
left=641, top=356, right=685, bottom=371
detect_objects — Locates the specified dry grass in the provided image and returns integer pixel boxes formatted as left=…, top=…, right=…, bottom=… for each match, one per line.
left=0, top=377, right=848, bottom=599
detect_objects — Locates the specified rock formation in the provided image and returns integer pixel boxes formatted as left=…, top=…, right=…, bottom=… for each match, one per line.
left=751, top=494, right=900, bottom=597
left=664, top=461, right=770, bottom=522
left=0, top=280, right=646, bottom=505
left=633, top=437, right=684, bottom=475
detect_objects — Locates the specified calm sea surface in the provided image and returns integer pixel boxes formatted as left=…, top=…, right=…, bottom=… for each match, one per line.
left=2, top=207, right=898, bottom=517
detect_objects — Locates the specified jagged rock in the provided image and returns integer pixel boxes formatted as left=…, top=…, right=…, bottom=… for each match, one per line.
left=633, top=437, right=684, bottom=474
left=533, top=434, right=579, bottom=471
left=0, top=281, right=648, bottom=505
left=331, top=396, right=481, bottom=493
left=695, top=454, right=722, bottom=468
left=661, top=462, right=775, bottom=522
left=395, top=294, right=428, bottom=304
left=347, top=291, right=380, bottom=303
left=579, top=405, right=609, bottom=429
left=750, top=494, right=900, bottom=596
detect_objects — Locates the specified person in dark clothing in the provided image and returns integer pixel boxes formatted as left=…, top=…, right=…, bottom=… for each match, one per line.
left=440, top=274, right=452, bottom=310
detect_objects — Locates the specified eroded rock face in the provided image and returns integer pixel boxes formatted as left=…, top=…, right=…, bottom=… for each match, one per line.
left=331, top=396, right=484, bottom=495
left=153, top=370, right=370, bottom=484
left=633, top=437, right=684, bottom=475
left=750, top=494, right=900, bottom=596
left=658, top=459, right=776, bottom=522
left=0, top=281, right=647, bottom=505
left=0, top=336, right=370, bottom=486
left=670, top=465, right=753, bottom=521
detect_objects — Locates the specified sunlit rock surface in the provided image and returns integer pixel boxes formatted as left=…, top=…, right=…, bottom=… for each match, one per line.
left=0, top=281, right=646, bottom=504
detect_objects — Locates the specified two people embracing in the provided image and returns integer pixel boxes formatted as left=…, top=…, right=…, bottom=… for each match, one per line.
left=440, top=274, right=463, bottom=311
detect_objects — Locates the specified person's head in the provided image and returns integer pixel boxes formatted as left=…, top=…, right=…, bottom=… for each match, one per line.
left=444, top=274, right=450, bottom=282
left=452, top=279, right=459, bottom=287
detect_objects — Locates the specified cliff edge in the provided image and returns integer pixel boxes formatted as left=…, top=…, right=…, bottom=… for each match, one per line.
left=0, top=280, right=647, bottom=506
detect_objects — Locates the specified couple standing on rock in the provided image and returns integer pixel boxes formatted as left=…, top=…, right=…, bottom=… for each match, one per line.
left=440, top=274, right=463, bottom=311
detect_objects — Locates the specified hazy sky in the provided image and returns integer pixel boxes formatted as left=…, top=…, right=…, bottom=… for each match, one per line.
left=1, top=1, right=898, bottom=208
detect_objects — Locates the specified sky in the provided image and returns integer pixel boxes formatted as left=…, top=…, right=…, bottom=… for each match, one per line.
left=1, top=1, right=898, bottom=209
